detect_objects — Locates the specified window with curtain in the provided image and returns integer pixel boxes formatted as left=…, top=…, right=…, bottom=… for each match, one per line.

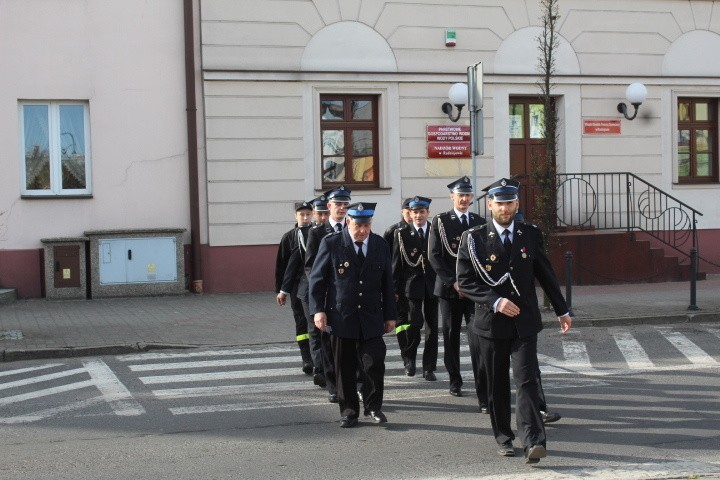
left=677, top=98, right=718, bottom=183
left=320, top=95, right=379, bottom=189
left=20, top=101, right=92, bottom=196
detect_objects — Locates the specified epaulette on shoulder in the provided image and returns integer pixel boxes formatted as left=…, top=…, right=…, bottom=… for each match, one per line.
left=468, top=223, right=487, bottom=233
left=437, top=211, right=453, bottom=219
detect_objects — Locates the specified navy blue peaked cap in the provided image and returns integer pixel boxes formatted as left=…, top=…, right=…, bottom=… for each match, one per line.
left=447, top=176, right=473, bottom=194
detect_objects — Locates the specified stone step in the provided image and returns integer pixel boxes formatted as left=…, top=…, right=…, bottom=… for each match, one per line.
left=0, top=288, right=18, bottom=305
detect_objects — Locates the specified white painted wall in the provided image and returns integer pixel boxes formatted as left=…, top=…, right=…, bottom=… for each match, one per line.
left=198, top=0, right=720, bottom=243
left=0, top=0, right=191, bottom=249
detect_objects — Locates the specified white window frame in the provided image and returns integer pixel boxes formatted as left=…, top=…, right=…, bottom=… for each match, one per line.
left=19, top=101, right=93, bottom=196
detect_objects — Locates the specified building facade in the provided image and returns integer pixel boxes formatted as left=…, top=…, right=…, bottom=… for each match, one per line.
left=2, top=0, right=719, bottom=297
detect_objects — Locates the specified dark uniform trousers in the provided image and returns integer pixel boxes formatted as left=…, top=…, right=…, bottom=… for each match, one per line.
left=428, top=210, right=487, bottom=403
left=383, top=220, right=410, bottom=353
left=332, top=335, right=386, bottom=418
left=457, top=221, right=569, bottom=449
left=304, top=222, right=341, bottom=394
left=308, top=230, right=397, bottom=421
left=391, top=224, right=439, bottom=372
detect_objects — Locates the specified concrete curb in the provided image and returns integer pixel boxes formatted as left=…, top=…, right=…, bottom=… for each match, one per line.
left=3, top=313, right=720, bottom=362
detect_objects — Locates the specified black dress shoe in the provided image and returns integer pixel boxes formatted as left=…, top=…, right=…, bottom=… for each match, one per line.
left=340, top=416, right=358, bottom=428
left=364, top=410, right=388, bottom=423
left=302, top=362, right=313, bottom=375
left=423, top=370, right=436, bottom=381
left=313, top=373, right=326, bottom=388
left=541, top=410, right=561, bottom=424
left=328, top=393, right=338, bottom=403
left=449, top=385, right=462, bottom=397
left=479, top=404, right=489, bottom=414
left=524, top=444, right=546, bottom=464
left=405, top=359, right=416, bottom=377
left=497, top=441, right=514, bottom=457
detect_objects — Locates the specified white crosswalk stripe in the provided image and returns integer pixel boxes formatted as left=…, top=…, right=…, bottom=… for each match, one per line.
left=610, top=328, right=655, bottom=369
left=2, top=325, right=719, bottom=422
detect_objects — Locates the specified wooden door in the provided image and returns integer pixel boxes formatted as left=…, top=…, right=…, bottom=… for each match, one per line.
left=509, top=97, right=553, bottom=223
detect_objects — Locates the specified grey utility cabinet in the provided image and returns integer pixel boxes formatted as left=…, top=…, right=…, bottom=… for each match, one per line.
left=85, top=228, right=186, bottom=298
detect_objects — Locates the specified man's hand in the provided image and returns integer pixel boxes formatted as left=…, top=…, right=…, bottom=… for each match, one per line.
left=314, top=312, right=328, bottom=332
left=559, top=314, right=572, bottom=333
left=497, top=298, right=520, bottom=317
left=276, top=292, right=287, bottom=306
left=384, top=320, right=396, bottom=334
left=453, top=282, right=465, bottom=299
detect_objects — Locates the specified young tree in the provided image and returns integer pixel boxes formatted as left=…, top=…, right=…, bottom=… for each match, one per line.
left=533, top=0, right=561, bottom=308
left=532, top=0, right=560, bottom=246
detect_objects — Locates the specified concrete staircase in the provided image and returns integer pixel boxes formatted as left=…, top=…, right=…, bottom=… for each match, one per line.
left=549, top=231, right=704, bottom=285
left=0, top=288, right=17, bottom=305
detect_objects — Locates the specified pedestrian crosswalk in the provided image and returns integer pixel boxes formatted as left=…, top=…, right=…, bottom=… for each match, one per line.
left=1, top=324, right=719, bottom=423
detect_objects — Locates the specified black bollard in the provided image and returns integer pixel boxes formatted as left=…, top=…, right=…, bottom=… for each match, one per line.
left=564, top=251, right=574, bottom=316
left=688, top=248, right=699, bottom=311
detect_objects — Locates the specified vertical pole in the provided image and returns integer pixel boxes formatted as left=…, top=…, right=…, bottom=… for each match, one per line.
left=564, top=251, right=574, bottom=316
left=688, top=248, right=699, bottom=311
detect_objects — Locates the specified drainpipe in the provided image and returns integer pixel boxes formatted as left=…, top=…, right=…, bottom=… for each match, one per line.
left=184, top=0, right=203, bottom=293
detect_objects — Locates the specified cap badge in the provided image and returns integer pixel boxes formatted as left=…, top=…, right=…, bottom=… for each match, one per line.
left=501, top=179, right=507, bottom=186
left=357, top=204, right=364, bottom=211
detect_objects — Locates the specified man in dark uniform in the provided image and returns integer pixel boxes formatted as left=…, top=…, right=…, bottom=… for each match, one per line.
left=304, top=186, right=352, bottom=403
left=456, top=178, right=572, bottom=464
left=275, top=200, right=314, bottom=375
left=309, top=202, right=397, bottom=428
left=427, top=176, right=487, bottom=405
left=391, top=196, right=438, bottom=380
left=279, top=196, right=329, bottom=384
left=383, top=198, right=413, bottom=365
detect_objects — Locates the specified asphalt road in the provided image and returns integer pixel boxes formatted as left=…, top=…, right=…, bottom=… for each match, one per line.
left=1, top=323, right=720, bottom=479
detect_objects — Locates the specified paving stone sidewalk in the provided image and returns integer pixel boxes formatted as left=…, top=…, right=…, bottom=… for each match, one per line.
left=1, top=275, right=719, bottom=361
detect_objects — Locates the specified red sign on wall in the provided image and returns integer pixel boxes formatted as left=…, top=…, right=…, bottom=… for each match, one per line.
left=427, top=125, right=471, bottom=158
left=583, top=119, right=621, bottom=135
left=426, top=125, right=471, bottom=142
left=427, top=141, right=471, bottom=158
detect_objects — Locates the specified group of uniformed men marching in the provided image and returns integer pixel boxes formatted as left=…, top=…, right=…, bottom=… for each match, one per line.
left=275, top=176, right=573, bottom=464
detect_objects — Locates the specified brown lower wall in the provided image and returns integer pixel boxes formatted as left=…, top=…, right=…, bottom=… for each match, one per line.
left=200, top=244, right=276, bottom=293
left=635, top=230, right=720, bottom=274
left=0, top=249, right=43, bottom=298
left=3, top=229, right=719, bottom=297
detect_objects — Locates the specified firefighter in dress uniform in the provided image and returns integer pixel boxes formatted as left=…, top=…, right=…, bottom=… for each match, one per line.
left=391, top=196, right=438, bottom=380
left=383, top=198, right=413, bottom=366
left=456, top=178, right=572, bottom=464
left=304, top=186, right=352, bottom=403
left=279, top=196, right=330, bottom=384
left=309, top=202, right=397, bottom=428
left=427, top=176, right=487, bottom=408
left=275, top=200, right=314, bottom=374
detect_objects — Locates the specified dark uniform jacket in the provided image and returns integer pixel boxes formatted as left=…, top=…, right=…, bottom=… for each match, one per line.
left=456, top=221, right=568, bottom=339
left=383, top=219, right=407, bottom=249
left=279, top=226, right=310, bottom=297
left=301, top=221, right=336, bottom=299
left=392, top=224, right=436, bottom=300
left=428, top=210, right=485, bottom=299
left=308, top=230, right=397, bottom=340
left=274, top=224, right=299, bottom=293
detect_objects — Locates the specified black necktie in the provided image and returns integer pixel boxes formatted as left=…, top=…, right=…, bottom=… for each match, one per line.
left=355, top=241, right=365, bottom=264
left=418, top=227, right=424, bottom=240
left=461, top=214, right=469, bottom=230
left=503, top=229, right=512, bottom=257
left=335, top=223, right=343, bottom=233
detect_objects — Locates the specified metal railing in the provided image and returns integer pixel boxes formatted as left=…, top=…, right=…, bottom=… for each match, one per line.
left=476, top=172, right=703, bottom=260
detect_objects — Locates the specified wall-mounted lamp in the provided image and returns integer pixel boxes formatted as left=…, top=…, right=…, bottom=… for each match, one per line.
left=617, top=83, right=647, bottom=120
left=441, top=82, right=468, bottom=122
